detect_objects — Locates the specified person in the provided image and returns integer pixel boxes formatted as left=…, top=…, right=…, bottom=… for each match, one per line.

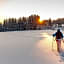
left=53, top=29, right=63, bottom=52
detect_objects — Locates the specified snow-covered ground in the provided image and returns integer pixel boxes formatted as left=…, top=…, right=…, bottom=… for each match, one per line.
left=0, top=30, right=64, bottom=64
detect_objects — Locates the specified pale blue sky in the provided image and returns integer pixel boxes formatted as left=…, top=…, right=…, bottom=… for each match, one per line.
left=0, top=0, right=64, bottom=21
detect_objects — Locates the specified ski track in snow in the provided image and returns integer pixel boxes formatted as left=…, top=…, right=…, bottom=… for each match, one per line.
left=0, top=30, right=64, bottom=64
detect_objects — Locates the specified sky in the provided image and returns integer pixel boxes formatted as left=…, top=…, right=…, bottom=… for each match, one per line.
left=0, top=0, right=64, bottom=23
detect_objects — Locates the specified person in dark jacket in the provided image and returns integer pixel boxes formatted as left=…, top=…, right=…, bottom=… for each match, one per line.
left=53, top=29, right=63, bottom=52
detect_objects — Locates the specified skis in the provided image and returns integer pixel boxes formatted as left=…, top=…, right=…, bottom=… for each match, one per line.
left=52, top=49, right=64, bottom=63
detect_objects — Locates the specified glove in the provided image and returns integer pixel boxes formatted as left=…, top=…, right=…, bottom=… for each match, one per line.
left=53, top=34, right=55, bottom=37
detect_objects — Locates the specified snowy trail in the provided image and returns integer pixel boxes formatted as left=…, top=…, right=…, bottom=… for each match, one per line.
left=0, top=30, right=64, bottom=64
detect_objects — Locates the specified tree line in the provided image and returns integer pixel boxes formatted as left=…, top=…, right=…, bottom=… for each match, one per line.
left=0, top=14, right=64, bottom=32
left=0, top=14, right=41, bottom=32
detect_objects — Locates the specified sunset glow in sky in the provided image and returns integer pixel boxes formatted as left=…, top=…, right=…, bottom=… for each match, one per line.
left=0, top=0, right=64, bottom=23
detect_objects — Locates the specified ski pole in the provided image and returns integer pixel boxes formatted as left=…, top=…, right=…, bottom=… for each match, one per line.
left=52, top=37, right=55, bottom=51
left=52, top=37, right=54, bottom=51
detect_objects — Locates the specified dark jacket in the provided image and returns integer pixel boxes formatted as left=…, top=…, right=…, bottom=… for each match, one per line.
left=53, top=31, right=63, bottom=39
